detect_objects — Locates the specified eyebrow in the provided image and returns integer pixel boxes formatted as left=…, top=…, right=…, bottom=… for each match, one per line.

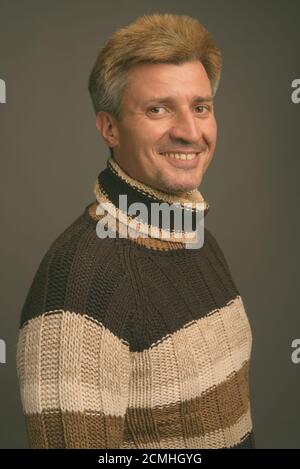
left=142, top=95, right=214, bottom=105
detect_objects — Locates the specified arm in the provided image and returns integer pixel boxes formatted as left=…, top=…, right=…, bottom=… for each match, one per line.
left=16, top=230, right=133, bottom=449
left=16, top=309, right=131, bottom=448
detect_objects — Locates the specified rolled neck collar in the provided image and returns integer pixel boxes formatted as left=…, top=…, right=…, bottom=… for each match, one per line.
left=91, top=156, right=210, bottom=247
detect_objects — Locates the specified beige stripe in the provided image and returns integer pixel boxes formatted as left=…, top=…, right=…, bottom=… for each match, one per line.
left=17, top=311, right=130, bottom=416
left=17, top=315, right=44, bottom=415
left=129, top=295, right=252, bottom=408
left=17, top=297, right=251, bottom=414
left=80, top=314, right=130, bottom=414
left=40, top=313, right=62, bottom=410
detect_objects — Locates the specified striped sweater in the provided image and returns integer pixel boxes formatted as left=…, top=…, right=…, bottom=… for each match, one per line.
left=16, top=156, right=255, bottom=449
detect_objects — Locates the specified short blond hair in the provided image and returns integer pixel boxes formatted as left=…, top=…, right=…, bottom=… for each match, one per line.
left=88, top=13, right=222, bottom=121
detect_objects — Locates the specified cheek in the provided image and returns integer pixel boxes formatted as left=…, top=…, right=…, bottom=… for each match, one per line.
left=143, top=122, right=167, bottom=147
left=205, top=119, right=217, bottom=146
left=118, top=123, right=143, bottom=152
left=124, top=117, right=173, bottom=150
left=213, top=119, right=218, bottom=139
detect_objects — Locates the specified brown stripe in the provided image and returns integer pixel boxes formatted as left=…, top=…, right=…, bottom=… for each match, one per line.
left=24, top=411, right=125, bottom=449
left=43, top=410, right=66, bottom=447
left=23, top=405, right=252, bottom=449
left=25, top=413, right=48, bottom=448
left=124, top=360, right=250, bottom=446
left=22, top=361, right=250, bottom=448
left=122, top=409, right=253, bottom=449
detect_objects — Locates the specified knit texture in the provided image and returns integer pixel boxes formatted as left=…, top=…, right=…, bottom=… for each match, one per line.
left=16, top=156, right=255, bottom=449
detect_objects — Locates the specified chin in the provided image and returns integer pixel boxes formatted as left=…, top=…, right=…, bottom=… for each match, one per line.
left=163, top=177, right=202, bottom=193
left=175, top=173, right=203, bottom=191
left=154, top=162, right=204, bottom=193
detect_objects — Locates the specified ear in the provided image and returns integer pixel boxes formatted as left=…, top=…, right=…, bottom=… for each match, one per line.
left=96, top=111, right=119, bottom=149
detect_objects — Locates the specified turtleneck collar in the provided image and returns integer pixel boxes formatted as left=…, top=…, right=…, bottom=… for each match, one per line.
left=90, top=156, right=210, bottom=249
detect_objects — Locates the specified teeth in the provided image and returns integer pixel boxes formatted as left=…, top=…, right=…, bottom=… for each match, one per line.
left=160, top=152, right=198, bottom=160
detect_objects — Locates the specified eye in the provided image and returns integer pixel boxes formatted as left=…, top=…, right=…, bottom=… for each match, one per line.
left=148, top=106, right=165, bottom=115
left=195, top=105, right=210, bottom=114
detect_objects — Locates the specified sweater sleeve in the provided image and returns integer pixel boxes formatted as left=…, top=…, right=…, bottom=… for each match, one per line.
left=16, top=227, right=134, bottom=449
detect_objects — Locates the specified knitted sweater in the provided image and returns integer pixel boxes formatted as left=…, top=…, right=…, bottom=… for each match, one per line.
left=16, top=156, right=255, bottom=449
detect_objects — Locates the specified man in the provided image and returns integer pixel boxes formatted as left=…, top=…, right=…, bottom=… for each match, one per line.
left=16, top=13, right=255, bottom=449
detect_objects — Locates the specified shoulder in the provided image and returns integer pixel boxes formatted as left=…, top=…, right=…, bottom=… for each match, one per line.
left=19, top=203, right=133, bottom=339
left=204, top=226, right=231, bottom=269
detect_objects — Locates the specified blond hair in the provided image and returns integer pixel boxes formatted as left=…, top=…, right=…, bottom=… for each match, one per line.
left=88, top=13, right=222, bottom=123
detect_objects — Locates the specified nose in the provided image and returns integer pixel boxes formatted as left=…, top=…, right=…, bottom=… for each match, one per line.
left=169, top=108, right=201, bottom=144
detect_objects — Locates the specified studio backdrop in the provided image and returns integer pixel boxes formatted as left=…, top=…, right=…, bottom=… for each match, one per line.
left=0, top=0, right=299, bottom=449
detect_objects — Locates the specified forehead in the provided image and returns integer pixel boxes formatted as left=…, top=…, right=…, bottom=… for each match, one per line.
left=123, top=60, right=212, bottom=106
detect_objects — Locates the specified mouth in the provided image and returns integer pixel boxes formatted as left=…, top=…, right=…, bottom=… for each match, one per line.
left=157, top=151, right=204, bottom=169
left=158, top=151, right=200, bottom=161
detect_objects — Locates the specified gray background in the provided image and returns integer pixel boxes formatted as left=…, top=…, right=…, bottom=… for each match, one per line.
left=0, top=0, right=299, bottom=448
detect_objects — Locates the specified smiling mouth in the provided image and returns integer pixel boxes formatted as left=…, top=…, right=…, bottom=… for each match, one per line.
left=158, top=152, right=200, bottom=161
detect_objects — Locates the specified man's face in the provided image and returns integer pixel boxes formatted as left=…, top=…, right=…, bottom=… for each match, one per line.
left=103, top=60, right=217, bottom=193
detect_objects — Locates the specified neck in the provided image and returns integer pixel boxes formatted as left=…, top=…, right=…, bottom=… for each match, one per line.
left=89, top=156, right=210, bottom=250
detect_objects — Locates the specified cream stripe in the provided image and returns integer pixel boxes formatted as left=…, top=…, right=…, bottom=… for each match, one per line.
left=17, top=311, right=130, bottom=416
left=94, top=184, right=201, bottom=243
left=58, top=310, right=85, bottom=413
left=129, top=295, right=252, bottom=408
left=17, top=296, right=251, bottom=414
left=80, top=314, right=130, bottom=415
left=40, top=313, right=62, bottom=410
left=17, top=315, right=43, bottom=414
